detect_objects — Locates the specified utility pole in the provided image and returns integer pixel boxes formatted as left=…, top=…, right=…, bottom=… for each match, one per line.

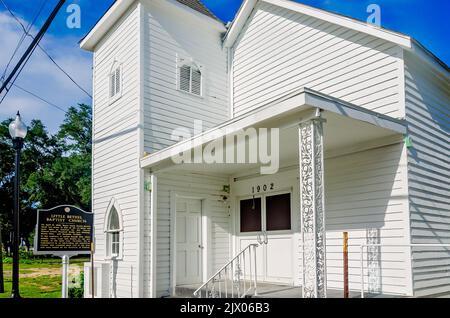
left=0, top=0, right=66, bottom=97
left=0, top=224, right=4, bottom=293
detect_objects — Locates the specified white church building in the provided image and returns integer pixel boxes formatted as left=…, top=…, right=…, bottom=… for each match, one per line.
left=80, top=0, right=450, bottom=298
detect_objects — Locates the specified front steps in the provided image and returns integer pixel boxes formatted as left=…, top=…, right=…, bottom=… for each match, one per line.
left=173, top=282, right=401, bottom=298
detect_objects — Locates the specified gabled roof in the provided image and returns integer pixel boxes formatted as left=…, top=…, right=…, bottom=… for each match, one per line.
left=175, top=0, right=221, bottom=22
left=223, top=0, right=449, bottom=78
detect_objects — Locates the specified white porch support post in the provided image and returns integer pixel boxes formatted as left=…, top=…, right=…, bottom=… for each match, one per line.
left=299, top=112, right=327, bottom=298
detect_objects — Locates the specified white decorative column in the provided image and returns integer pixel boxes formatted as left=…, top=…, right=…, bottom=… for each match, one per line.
left=299, top=116, right=327, bottom=298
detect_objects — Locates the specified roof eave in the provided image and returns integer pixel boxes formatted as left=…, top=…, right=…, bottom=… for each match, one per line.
left=81, top=0, right=226, bottom=52
left=140, top=87, right=407, bottom=170
left=165, top=0, right=226, bottom=31
left=80, top=0, right=135, bottom=52
left=408, top=39, right=450, bottom=79
left=224, top=0, right=412, bottom=49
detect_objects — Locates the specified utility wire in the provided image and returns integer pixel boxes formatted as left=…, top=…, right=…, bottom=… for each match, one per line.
left=12, top=83, right=67, bottom=113
left=1, top=0, right=92, bottom=99
left=0, top=38, right=41, bottom=105
left=37, top=46, right=93, bottom=99
left=0, top=0, right=46, bottom=81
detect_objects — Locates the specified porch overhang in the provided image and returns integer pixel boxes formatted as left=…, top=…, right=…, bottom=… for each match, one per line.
left=140, top=88, right=407, bottom=173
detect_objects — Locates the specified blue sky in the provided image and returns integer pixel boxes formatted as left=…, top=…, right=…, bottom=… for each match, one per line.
left=0, top=0, right=448, bottom=132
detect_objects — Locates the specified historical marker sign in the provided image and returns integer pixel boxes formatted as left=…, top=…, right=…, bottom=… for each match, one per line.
left=34, top=205, right=93, bottom=255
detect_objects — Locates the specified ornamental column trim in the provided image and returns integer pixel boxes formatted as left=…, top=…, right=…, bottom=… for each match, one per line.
left=299, top=112, right=327, bottom=298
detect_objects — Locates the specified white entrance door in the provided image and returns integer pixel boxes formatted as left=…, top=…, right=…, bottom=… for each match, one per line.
left=176, top=198, right=203, bottom=285
left=237, top=192, right=294, bottom=284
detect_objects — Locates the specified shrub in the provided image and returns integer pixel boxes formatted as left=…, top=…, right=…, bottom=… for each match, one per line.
left=69, top=272, right=84, bottom=298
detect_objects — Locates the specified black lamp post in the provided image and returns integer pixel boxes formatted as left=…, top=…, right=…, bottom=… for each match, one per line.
left=8, top=111, right=27, bottom=299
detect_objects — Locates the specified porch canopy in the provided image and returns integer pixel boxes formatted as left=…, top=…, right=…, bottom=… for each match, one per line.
left=140, top=87, right=406, bottom=298
left=140, top=87, right=406, bottom=175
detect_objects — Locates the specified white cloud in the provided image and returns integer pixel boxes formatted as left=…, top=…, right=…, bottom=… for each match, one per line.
left=0, top=11, right=92, bottom=133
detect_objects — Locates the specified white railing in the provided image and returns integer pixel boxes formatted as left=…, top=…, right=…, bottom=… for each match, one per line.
left=359, top=243, right=450, bottom=298
left=193, top=244, right=259, bottom=298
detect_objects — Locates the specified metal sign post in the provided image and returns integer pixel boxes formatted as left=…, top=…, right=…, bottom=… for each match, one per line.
left=61, top=255, right=70, bottom=298
left=91, top=241, right=95, bottom=298
left=0, top=225, right=4, bottom=293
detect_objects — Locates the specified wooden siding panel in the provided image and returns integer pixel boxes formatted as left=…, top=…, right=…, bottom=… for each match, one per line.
left=324, top=144, right=411, bottom=295
left=143, top=1, right=229, bottom=153
left=404, top=51, right=450, bottom=297
left=92, top=4, right=140, bottom=298
left=232, top=2, right=403, bottom=118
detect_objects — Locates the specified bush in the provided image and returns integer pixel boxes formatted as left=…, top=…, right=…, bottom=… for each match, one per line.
left=69, top=272, right=84, bottom=298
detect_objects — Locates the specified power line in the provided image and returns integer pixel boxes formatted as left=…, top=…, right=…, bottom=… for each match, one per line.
left=0, top=0, right=47, bottom=81
left=12, top=83, right=67, bottom=113
left=0, top=0, right=67, bottom=101
left=0, top=0, right=92, bottom=99
left=38, top=46, right=93, bottom=99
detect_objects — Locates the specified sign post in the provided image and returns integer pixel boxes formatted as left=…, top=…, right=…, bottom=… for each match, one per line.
left=61, top=255, right=70, bottom=298
left=91, top=241, right=95, bottom=298
left=343, top=232, right=349, bottom=298
left=0, top=225, right=4, bottom=294
left=34, top=205, right=93, bottom=298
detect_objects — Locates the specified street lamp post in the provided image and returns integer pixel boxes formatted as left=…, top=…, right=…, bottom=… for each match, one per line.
left=8, top=111, right=27, bottom=299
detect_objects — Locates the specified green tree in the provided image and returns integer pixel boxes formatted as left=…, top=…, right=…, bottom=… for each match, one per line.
left=27, top=104, right=92, bottom=210
left=0, top=119, right=61, bottom=244
left=0, top=104, right=92, bottom=244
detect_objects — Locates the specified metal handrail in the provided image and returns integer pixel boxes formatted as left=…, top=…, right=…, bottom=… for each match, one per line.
left=193, top=243, right=259, bottom=298
left=359, top=243, right=450, bottom=298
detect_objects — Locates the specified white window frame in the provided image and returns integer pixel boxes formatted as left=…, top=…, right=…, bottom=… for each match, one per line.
left=177, top=55, right=204, bottom=98
left=109, top=61, right=123, bottom=104
left=104, top=198, right=124, bottom=260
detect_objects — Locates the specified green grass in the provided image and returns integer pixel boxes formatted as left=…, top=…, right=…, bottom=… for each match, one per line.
left=0, top=257, right=88, bottom=298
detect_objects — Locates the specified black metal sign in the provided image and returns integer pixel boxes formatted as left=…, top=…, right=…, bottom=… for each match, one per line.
left=34, top=205, right=93, bottom=255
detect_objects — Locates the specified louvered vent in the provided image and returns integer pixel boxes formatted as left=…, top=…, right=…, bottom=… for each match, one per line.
left=179, top=65, right=191, bottom=93
left=110, top=66, right=121, bottom=99
left=178, top=62, right=202, bottom=96
left=191, top=68, right=202, bottom=96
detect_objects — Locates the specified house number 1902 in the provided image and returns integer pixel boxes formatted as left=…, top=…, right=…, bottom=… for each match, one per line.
left=252, top=183, right=274, bottom=193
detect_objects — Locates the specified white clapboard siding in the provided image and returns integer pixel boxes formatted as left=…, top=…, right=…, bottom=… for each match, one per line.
left=322, top=143, right=411, bottom=295
left=142, top=0, right=229, bottom=153
left=155, top=172, right=230, bottom=297
left=92, top=3, right=140, bottom=298
left=232, top=2, right=403, bottom=118
left=404, top=51, right=450, bottom=297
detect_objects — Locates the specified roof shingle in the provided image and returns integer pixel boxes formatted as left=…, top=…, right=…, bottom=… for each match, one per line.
left=175, top=0, right=221, bottom=22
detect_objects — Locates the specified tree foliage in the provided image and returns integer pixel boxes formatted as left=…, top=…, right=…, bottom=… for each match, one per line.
left=0, top=104, right=92, bottom=244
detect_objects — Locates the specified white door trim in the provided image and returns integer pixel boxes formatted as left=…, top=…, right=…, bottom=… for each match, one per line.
left=170, top=192, right=208, bottom=295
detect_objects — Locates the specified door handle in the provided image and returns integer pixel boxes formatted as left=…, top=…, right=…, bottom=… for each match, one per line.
left=257, top=232, right=264, bottom=245
left=257, top=232, right=268, bottom=245
left=198, top=245, right=204, bottom=249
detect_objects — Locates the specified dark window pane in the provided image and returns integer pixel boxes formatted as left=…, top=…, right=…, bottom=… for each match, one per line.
left=108, top=207, right=120, bottom=230
left=240, top=198, right=262, bottom=232
left=266, top=193, right=291, bottom=231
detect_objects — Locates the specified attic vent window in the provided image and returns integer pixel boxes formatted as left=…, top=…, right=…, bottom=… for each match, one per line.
left=109, top=64, right=122, bottom=100
left=178, top=58, right=202, bottom=96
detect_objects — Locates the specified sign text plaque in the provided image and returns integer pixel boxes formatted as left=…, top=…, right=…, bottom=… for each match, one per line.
left=34, top=205, right=93, bottom=255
